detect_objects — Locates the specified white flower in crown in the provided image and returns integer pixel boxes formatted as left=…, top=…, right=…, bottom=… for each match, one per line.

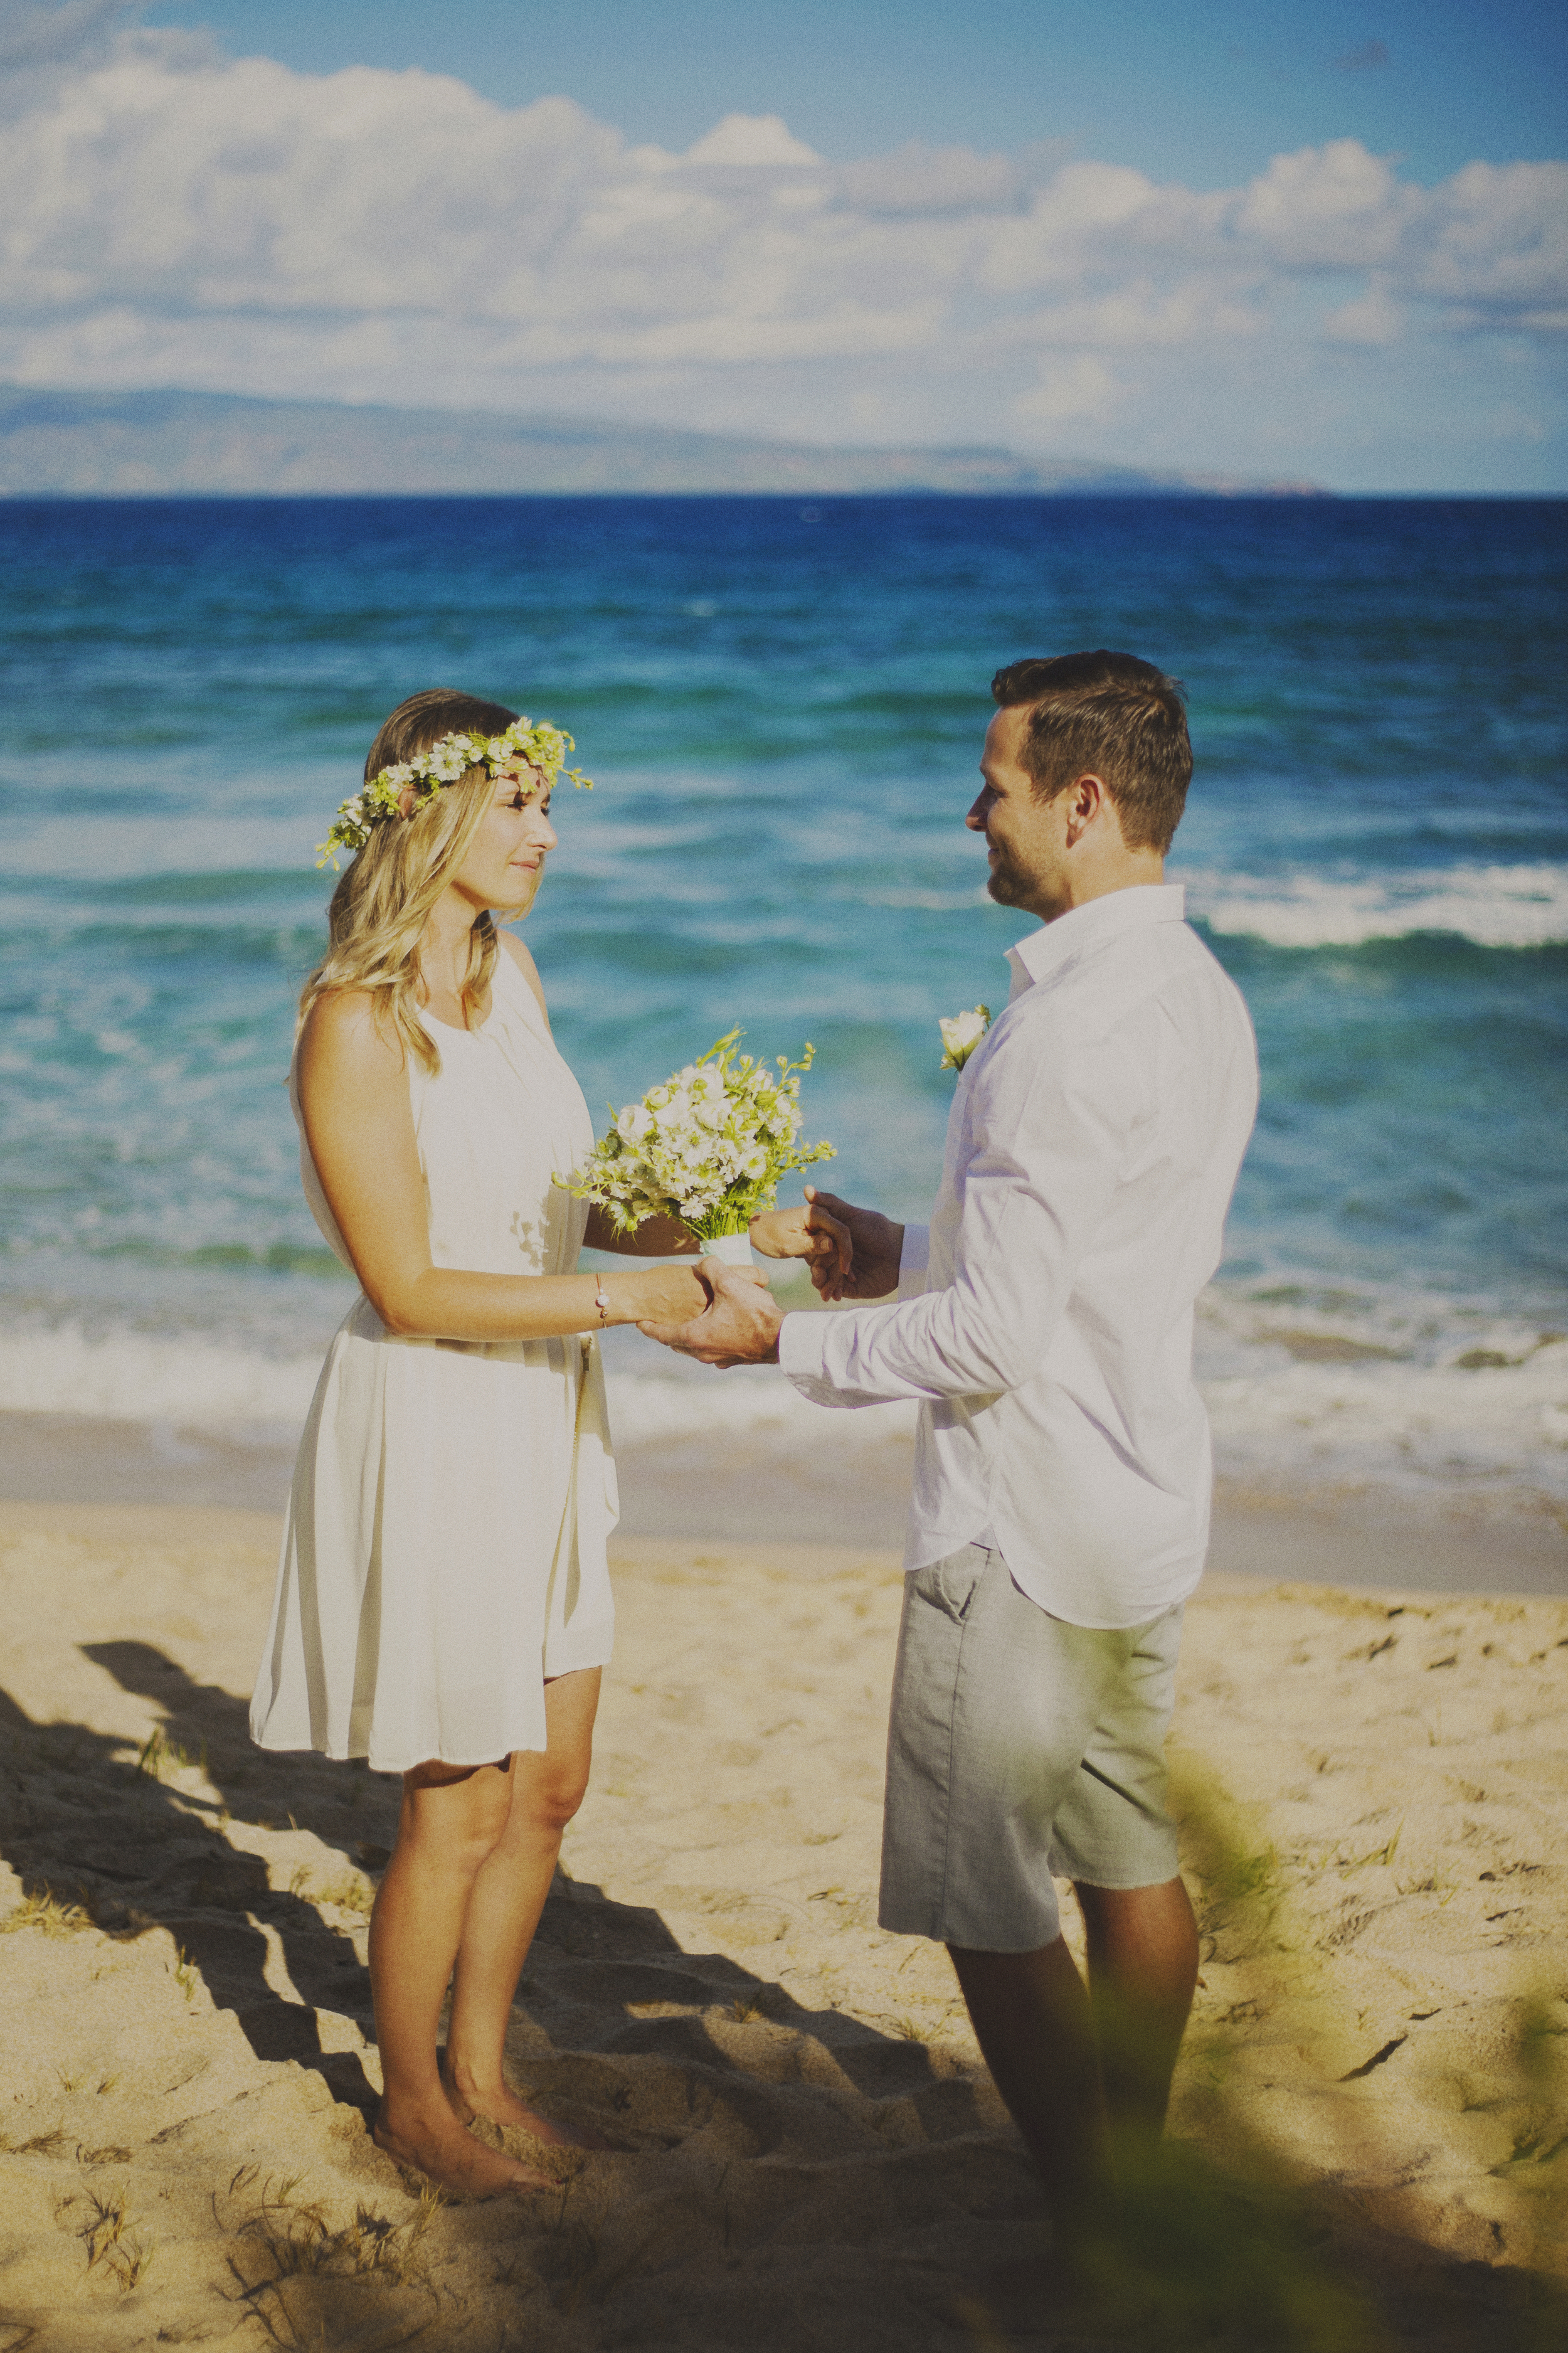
left=317, top=713, right=595, bottom=868
left=938, top=1004, right=991, bottom=1071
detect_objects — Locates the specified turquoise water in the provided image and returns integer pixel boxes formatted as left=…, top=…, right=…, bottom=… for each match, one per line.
left=1, top=495, right=1564, bottom=1502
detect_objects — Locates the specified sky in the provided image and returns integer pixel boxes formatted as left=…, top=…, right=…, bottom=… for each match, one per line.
left=3, top=0, right=1565, bottom=489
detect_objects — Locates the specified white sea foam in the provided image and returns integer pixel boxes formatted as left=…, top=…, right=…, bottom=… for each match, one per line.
left=603, top=1366, right=917, bottom=1453
left=0, top=1324, right=323, bottom=1433
left=3, top=1309, right=1562, bottom=1504
left=0, top=1319, right=916, bottom=1455
left=611, top=1329, right=1568, bottom=1500
left=1192, top=1278, right=1568, bottom=1497
left=1179, top=861, right=1568, bottom=949
left=1202, top=1342, right=1568, bottom=1501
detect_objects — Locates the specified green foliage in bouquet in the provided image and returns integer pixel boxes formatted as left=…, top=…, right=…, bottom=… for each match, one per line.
left=558, top=1029, right=834, bottom=1245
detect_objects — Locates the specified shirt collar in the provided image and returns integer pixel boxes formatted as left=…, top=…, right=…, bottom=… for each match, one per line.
left=1005, top=882, right=1187, bottom=999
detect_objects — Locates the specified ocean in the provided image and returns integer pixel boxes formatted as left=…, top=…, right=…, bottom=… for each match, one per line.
left=1, top=494, right=1564, bottom=1525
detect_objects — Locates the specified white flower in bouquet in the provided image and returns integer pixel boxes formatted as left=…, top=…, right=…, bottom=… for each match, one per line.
left=558, top=1029, right=835, bottom=1245
left=938, top=1004, right=991, bottom=1071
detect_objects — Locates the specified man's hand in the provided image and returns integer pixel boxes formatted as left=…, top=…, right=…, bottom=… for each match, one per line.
left=798, top=1187, right=904, bottom=1300
left=638, top=1260, right=785, bottom=1366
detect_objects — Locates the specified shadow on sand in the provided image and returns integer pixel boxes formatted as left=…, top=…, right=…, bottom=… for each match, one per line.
left=1, top=1639, right=1000, bottom=2132
left=2, top=1649, right=1565, bottom=2350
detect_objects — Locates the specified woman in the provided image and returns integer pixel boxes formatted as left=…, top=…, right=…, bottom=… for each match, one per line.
left=250, top=689, right=829, bottom=2197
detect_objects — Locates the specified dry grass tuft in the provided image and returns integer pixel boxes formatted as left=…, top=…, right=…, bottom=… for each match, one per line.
left=313, top=1871, right=376, bottom=1916
left=0, top=1886, right=95, bottom=1938
left=286, top=1864, right=374, bottom=1915
left=77, top=2181, right=154, bottom=2286
left=221, top=2169, right=447, bottom=2345
left=107, top=2235, right=156, bottom=2291
left=135, top=1725, right=204, bottom=1781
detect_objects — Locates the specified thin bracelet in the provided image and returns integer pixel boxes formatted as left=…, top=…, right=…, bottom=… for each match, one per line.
left=595, top=1279, right=611, bottom=1327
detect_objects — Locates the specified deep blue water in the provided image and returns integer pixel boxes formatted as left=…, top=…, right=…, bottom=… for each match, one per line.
left=1, top=496, right=1564, bottom=1495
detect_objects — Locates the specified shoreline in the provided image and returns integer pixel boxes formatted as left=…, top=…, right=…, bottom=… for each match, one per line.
left=2, top=1408, right=1562, bottom=1597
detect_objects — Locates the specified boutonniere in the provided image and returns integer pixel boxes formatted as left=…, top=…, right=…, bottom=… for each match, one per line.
left=938, top=1004, right=991, bottom=1071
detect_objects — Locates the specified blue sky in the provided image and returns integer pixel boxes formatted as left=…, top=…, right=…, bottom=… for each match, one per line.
left=141, top=0, right=1567, bottom=184
left=4, top=0, right=1565, bottom=489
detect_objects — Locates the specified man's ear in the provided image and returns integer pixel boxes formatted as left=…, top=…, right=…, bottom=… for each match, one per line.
left=1062, top=772, right=1106, bottom=846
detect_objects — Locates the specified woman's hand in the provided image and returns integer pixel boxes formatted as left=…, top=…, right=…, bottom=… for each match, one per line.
left=640, top=1261, right=782, bottom=1366
left=749, top=1201, right=852, bottom=1293
left=618, top=1260, right=712, bottom=1326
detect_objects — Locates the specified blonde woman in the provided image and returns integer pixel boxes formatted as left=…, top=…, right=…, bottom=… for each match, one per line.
left=250, top=689, right=827, bottom=2198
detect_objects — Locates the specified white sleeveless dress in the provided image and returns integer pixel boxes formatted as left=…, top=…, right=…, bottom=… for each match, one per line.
left=249, top=949, right=618, bottom=1773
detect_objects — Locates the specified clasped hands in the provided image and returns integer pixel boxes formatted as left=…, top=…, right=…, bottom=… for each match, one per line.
left=637, top=1187, right=905, bottom=1366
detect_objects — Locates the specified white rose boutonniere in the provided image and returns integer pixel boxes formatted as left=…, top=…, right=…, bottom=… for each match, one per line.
left=938, top=1004, right=991, bottom=1072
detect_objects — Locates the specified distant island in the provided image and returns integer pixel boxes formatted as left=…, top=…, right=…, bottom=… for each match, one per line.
left=0, top=385, right=1328, bottom=499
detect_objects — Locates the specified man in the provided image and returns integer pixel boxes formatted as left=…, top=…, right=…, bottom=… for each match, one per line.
left=642, top=650, right=1258, bottom=2246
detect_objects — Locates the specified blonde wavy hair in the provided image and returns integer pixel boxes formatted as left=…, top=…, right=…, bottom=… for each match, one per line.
left=299, top=688, right=524, bottom=1076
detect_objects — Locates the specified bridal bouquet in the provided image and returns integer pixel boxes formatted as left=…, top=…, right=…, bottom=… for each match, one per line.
left=559, top=1029, right=835, bottom=1251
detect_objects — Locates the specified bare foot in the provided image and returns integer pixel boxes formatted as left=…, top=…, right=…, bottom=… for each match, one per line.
left=373, top=2099, right=556, bottom=2196
left=442, top=2070, right=612, bottom=2151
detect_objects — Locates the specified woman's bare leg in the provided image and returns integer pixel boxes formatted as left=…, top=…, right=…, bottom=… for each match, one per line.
left=369, top=1757, right=553, bottom=2194
left=442, top=1667, right=601, bottom=2142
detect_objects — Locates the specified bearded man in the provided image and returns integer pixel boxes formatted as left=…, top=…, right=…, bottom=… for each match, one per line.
left=644, top=649, right=1258, bottom=2251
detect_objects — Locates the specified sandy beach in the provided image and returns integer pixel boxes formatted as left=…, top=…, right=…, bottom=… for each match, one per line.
left=0, top=1497, right=1564, bottom=2350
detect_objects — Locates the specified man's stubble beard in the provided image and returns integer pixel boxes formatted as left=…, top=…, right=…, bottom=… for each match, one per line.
left=985, top=852, right=1032, bottom=908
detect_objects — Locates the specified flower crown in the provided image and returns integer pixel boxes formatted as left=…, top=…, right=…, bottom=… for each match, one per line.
left=317, top=717, right=592, bottom=869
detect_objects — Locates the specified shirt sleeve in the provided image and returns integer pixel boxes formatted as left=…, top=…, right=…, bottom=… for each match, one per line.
left=776, top=1017, right=1140, bottom=1410
left=896, top=1223, right=931, bottom=1300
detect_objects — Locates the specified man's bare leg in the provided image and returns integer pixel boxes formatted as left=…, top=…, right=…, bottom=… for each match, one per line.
left=1074, top=1876, right=1199, bottom=2143
left=948, top=1937, right=1111, bottom=2246
left=950, top=1878, right=1197, bottom=2238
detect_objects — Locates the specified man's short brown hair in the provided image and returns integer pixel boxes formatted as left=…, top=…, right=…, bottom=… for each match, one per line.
left=990, top=651, right=1192, bottom=854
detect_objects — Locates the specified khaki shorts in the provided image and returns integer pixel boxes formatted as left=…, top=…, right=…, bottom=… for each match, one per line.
left=879, top=1544, right=1184, bottom=1952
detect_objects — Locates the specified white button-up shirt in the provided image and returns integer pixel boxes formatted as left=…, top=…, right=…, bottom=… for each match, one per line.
left=778, top=884, right=1258, bottom=1628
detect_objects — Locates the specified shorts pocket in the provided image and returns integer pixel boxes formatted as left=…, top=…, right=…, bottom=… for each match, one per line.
left=911, top=1546, right=988, bottom=1627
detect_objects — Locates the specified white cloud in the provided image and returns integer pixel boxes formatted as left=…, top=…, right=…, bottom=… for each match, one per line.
left=835, top=139, right=1064, bottom=217
left=0, top=18, right=1561, bottom=483
left=1014, top=354, right=1123, bottom=427
left=1412, top=160, right=1568, bottom=324
left=1235, top=139, right=1420, bottom=270
left=1324, top=280, right=1404, bottom=344
left=682, top=112, right=820, bottom=167
left=0, top=0, right=121, bottom=72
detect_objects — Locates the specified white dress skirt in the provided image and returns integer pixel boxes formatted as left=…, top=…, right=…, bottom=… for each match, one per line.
left=248, top=950, right=617, bottom=1773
